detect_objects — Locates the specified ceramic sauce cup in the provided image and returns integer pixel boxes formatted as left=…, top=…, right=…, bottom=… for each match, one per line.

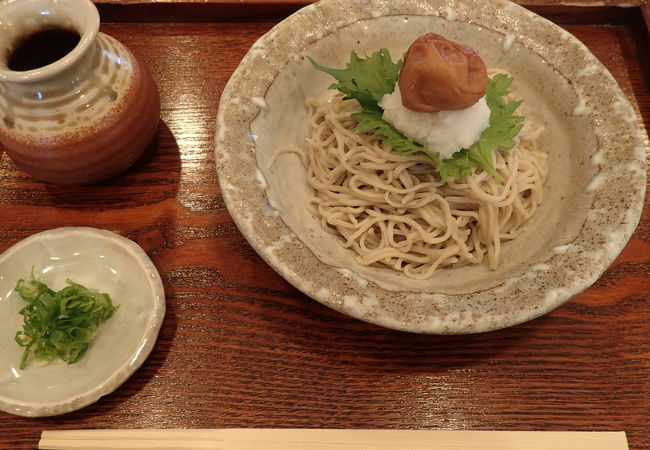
left=0, top=0, right=160, bottom=184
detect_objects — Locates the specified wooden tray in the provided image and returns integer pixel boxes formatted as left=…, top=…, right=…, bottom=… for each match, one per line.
left=0, top=1, right=648, bottom=449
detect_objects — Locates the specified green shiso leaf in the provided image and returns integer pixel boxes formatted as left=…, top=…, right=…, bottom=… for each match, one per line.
left=307, top=49, right=401, bottom=113
left=309, top=51, right=525, bottom=181
left=14, top=272, right=118, bottom=369
left=351, top=109, right=440, bottom=161
left=465, top=73, right=524, bottom=180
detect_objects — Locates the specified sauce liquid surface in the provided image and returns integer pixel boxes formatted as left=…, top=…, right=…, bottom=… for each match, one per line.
left=7, top=28, right=80, bottom=72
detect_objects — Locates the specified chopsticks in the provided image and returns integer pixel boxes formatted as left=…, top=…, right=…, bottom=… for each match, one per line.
left=39, top=429, right=629, bottom=449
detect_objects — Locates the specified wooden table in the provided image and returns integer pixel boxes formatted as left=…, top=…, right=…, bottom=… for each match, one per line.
left=1, top=0, right=649, bottom=448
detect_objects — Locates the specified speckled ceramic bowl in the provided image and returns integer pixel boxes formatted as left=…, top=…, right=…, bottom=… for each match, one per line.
left=215, top=0, right=647, bottom=333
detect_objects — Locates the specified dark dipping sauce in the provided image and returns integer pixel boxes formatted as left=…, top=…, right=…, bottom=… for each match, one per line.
left=7, top=27, right=81, bottom=72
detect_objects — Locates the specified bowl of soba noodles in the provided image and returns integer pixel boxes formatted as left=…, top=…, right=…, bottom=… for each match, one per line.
left=214, top=0, right=646, bottom=333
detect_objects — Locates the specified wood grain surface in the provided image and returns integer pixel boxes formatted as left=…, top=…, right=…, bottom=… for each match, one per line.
left=0, top=2, right=649, bottom=450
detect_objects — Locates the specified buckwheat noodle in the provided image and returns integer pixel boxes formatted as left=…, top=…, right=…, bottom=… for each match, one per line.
left=274, top=78, right=547, bottom=280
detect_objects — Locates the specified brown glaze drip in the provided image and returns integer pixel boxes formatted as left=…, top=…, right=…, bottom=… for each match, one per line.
left=3, top=105, right=15, bottom=128
left=398, top=33, right=488, bottom=112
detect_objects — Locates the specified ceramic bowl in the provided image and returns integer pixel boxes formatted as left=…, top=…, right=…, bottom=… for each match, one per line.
left=215, top=0, right=647, bottom=333
left=0, top=227, right=165, bottom=416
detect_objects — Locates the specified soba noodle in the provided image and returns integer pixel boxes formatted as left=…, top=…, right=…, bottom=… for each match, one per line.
left=274, top=82, right=547, bottom=280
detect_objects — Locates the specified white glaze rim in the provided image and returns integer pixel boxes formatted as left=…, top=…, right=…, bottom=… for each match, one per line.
left=0, top=0, right=100, bottom=83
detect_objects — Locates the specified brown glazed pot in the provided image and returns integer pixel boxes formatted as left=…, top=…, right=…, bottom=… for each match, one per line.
left=0, top=0, right=160, bottom=184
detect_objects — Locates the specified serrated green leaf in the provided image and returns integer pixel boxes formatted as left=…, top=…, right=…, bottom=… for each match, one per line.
left=437, top=149, right=474, bottom=181
left=352, top=110, right=438, bottom=159
left=308, top=49, right=401, bottom=112
left=464, top=74, right=525, bottom=180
